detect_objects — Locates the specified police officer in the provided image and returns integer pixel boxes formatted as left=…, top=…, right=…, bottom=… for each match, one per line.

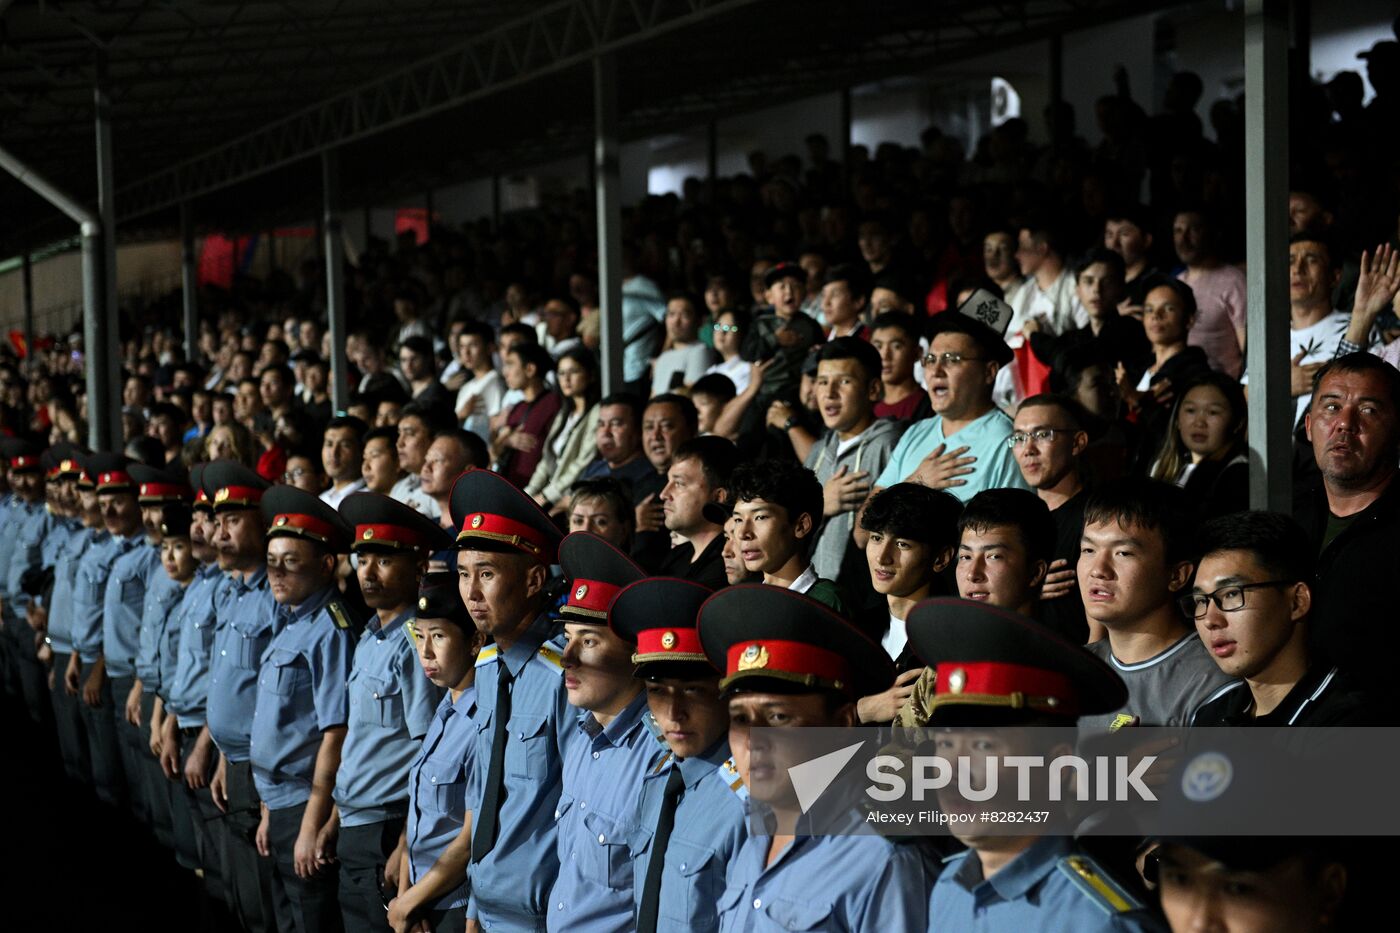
left=251, top=484, right=360, bottom=933
left=907, top=598, right=1164, bottom=932
left=67, top=454, right=146, bottom=807
left=29, top=448, right=79, bottom=717
left=130, top=463, right=195, bottom=853
left=699, top=584, right=934, bottom=932
left=610, top=577, right=747, bottom=933
left=546, top=532, right=658, bottom=930
left=332, top=492, right=451, bottom=933
left=1, top=438, right=56, bottom=725
left=43, top=450, right=96, bottom=785
left=386, top=572, right=483, bottom=933
left=451, top=468, right=573, bottom=931
left=160, top=465, right=235, bottom=917
left=202, top=460, right=286, bottom=933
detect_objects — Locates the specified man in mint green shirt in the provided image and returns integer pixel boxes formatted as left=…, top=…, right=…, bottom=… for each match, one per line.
left=873, top=312, right=1029, bottom=501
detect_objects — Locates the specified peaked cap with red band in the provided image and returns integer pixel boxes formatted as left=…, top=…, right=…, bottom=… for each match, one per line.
left=698, top=584, right=893, bottom=699
left=339, top=491, right=453, bottom=554
left=449, top=467, right=562, bottom=564
left=43, top=442, right=85, bottom=479
left=83, top=452, right=137, bottom=493
left=202, top=460, right=269, bottom=511
left=905, top=598, right=1126, bottom=725
left=130, top=463, right=194, bottom=504
left=558, top=532, right=645, bottom=621
left=262, top=484, right=354, bottom=552
left=609, top=577, right=713, bottom=676
left=1, top=438, right=43, bottom=474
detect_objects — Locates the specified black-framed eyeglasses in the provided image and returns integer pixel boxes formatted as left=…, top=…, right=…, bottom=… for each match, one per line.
left=1178, top=581, right=1294, bottom=619
left=921, top=352, right=983, bottom=369
left=1007, top=428, right=1074, bottom=448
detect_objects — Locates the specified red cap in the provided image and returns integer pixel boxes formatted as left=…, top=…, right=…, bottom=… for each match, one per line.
left=271, top=512, right=340, bottom=544
left=139, top=481, right=193, bottom=503
left=10, top=455, right=39, bottom=471
left=214, top=485, right=264, bottom=508
left=96, top=469, right=134, bottom=492
left=635, top=626, right=706, bottom=663
left=456, top=511, right=553, bottom=561
left=929, top=661, right=1078, bottom=717
left=724, top=638, right=853, bottom=696
left=562, top=578, right=623, bottom=620
left=354, top=523, right=436, bottom=551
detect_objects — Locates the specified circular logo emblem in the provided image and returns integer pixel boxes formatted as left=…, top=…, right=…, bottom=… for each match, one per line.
left=574, top=583, right=589, bottom=601
left=470, top=514, right=484, bottom=528
left=140, top=484, right=149, bottom=496
left=947, top=667, right=967, bottom=694
left=660, top=631, right=677, bottom=650
left=160, top=523, right=170, bottom=536
left=362, top=528, right=374, bottom=540
left=1181, top=751, right=1234, bottom=803
left=275, top=516, right=288, bottom=527
left=418, top=596, right=429, bottom=610
left=737, top=643, right=769, bottom=670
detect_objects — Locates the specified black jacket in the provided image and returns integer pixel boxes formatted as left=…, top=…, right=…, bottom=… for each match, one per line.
left=1294, top=473, right=1400, bottom=701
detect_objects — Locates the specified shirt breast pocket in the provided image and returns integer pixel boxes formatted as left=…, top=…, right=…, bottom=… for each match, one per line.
left=427, top=762, right=467, bottom=820
left=268, top=649, right=309, bottom=698
left=234, top=632, right=263, bottom=670
left=505, top=714, right=550, bottom=781
left=578, top=810, right=632, bottom=890
left=763, top=898, right=834, bottom=931
left=118, top=570, right=143, bottom=605
left=661, top=839, right=722, bottom=926
left=355, top=673, right=402, bottom=727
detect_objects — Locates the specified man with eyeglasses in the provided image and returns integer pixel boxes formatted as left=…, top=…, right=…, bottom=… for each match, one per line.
left=1187, top=511, right=1371, bottom=726
left=873, top=302, right=1029, bottom=503
left=1011, top=394, right=1096, bottom=645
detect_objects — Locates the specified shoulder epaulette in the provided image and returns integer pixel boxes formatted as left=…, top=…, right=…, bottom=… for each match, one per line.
left=717, top=757, right=748, bottom=799
left=651, top=751, right=674, bottom=775
left=403, top=620, right=419, bottom=647
left=1057, top=854, right=1142, bottom=915
left=536, top=644, right=564, bottom=670
left=644, top=711, right=667, bottom=744
left=475, top=645, right=500, bottom=668
left=327, top=600, right=352, bottom=631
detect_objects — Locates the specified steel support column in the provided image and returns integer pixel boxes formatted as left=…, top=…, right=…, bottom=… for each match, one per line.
left=21, top=251, right=34, bottom=372
left=1244, top=0, right=1291, bottom=510
left=181, top=202, right=198, bottom=363
left=323, top=150, right=350, bottom=412
left=92, top=62, right=122, bottom=451
left=594, top=54, right=624, bottom=396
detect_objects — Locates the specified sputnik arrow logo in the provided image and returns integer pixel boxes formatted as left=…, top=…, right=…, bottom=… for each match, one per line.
left=788, top=741, right=865, bottom=813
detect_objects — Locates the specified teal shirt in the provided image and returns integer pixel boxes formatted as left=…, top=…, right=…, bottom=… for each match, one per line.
left=874, top=408, right=1029, bottom=501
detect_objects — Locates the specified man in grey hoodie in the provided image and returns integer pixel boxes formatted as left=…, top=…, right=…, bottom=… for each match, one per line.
left=803, top=338, right=903, bottom=597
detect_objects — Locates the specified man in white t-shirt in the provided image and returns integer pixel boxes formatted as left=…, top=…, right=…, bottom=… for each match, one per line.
left=650, top=293, right=717, bottom=395
left=452, top=322, right=506, bottom=443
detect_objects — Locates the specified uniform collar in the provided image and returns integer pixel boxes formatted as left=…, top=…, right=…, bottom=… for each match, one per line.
left=676, top=737, right=732, bottom=790
left=236, top=565, right=268, bottom=591
left=282, top=582, right=338, bottom=625
left=499, top=608, right=559, bottom=678
left=439, top=683, right=478, bottom=722
left=576, top=689, right=649, bottom=748
left=953, top=834, right=1070, bottom=901
left=367, top=606, right=413, bottom=640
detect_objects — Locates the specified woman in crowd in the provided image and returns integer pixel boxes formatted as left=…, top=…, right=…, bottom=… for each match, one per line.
left=526, top=347, right=602, bottom=510
left=1150, top=371, right=1249, bottom=520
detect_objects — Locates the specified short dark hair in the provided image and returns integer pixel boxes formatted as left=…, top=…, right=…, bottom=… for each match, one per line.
left=1310, top=351, right=1400, bottom=412
left=870, top=310, right=920, bottom=343
left=957, top=488, right=1055, bottom=565
left=363, top=425, right=399, bottom=451
left=498, top=322, right=537, bottom=346
left=1084, top=478, right=1195, bottom=565
left=1073, top=247, right=1127, bottom=281
left=569, top=477, right=635, bottom=525
left=324, top=415, right=368, bottom=443
left=728, top=459, right=823, bottom=548
left=399, top=335, right=434, bottom=360
left=690, top=373, right=736, bottom=403
left=1194, top=511, right=1313, bottom=584
left=713, top=306, right=751, bottom=338
left=598, top=392, right=644, bottom=427
left=260, top=364, right=293, bottom=387
left=859, top=483, right=962, bottom=551
left=507, top=342, right=554, bottom=380
left=824, top=263, right=872, bottom=302
left=432, top=427, right=489, bottom=469
left=399, top=399, right=451, bottom=435
left=818, top=336, right=883, bottom=386
left=458, top=321, right=494, bottom=344
left=1140, top=273, right=1197, bottom=319
left=646, top=393, right=699, bottom=436
left=673, top=436, right=740, bottom=491
left=1288, top=229, right=1338, bottom=271
left=1017, top=393, right=1092, bottom=432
